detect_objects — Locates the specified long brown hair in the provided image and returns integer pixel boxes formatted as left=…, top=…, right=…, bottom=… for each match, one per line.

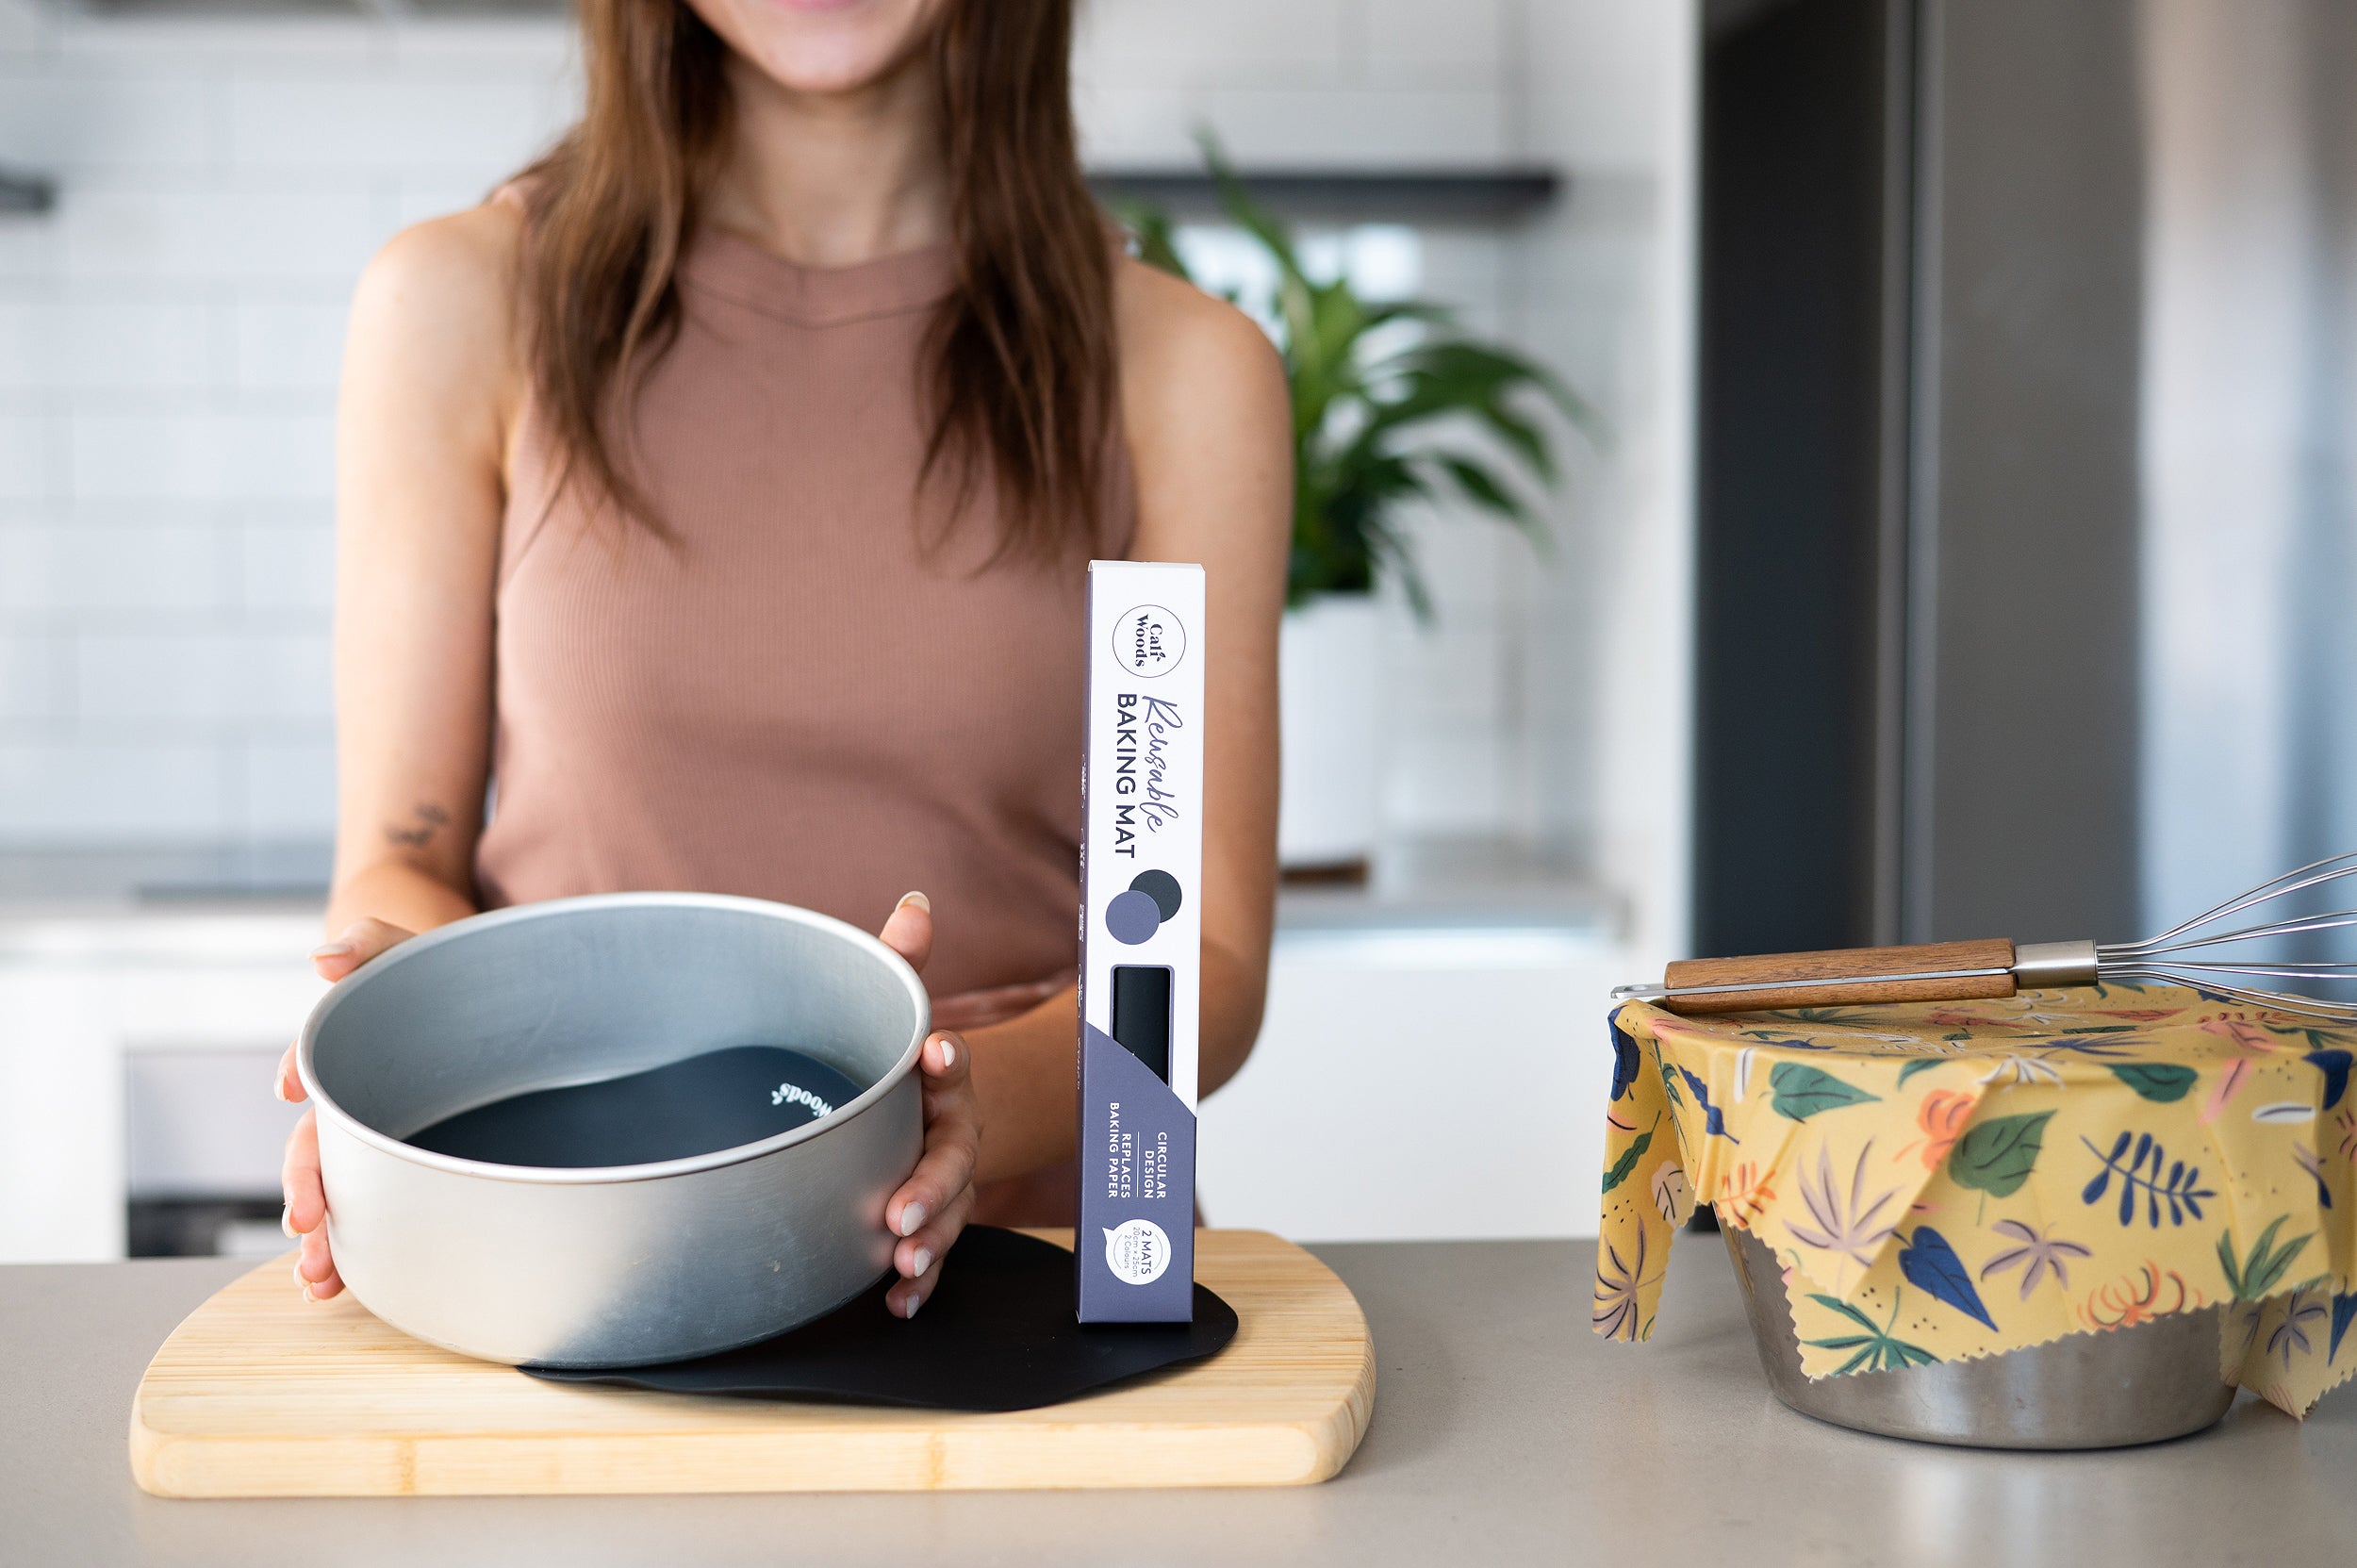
left=517, top=0, right=1113, bottom=558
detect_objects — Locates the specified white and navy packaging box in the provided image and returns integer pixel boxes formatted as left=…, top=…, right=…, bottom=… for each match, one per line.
left=1076, top=560, right=1203, bottom=1322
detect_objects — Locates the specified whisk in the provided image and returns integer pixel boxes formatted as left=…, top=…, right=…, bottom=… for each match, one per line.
left=1612, top=850, right=2357, bottom=1022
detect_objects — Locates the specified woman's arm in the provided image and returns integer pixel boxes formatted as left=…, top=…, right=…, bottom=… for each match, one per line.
left=1115, top=260, right=1291, bottom=1100
left=326, top=203, right=524, bottom=937
left=288, top=202, right=996, bottom=1316
left=961, top=260, right=1291, bottom=1183
left=278, top=205, right=521, bottom=1299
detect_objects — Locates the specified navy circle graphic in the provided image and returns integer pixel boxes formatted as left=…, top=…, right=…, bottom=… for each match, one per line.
left=1129, top=868, right=1183, bottom=922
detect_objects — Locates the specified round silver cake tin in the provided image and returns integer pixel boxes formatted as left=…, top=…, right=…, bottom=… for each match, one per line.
left=295, top=892, right=928, bottom=1367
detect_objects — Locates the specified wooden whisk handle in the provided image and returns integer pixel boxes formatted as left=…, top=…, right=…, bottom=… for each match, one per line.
left=1657, top=939, right=2018, bottom=1015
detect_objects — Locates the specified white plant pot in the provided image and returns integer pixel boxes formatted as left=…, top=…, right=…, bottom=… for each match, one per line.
left=1277, top=594, right=1384, bottom=872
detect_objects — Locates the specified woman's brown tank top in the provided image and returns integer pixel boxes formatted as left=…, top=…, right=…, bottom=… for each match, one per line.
left=475, top=227, right=1133, bottom=1006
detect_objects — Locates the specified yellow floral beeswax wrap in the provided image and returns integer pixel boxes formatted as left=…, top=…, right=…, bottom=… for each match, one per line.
left=1594, top=985, right=2357, bottom=1417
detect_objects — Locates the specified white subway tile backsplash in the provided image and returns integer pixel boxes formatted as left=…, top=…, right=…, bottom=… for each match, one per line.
left=1390, top=622, right=1505, bottom=724
left=0, top=631, right=58, bottom=723
left=0, top=0, right=46, bottom=56
left=1524, top=0, right=1685, bottom=169
left=236, top=517, right=335, bottom=613
left=1386, top=715, right=1506, bottom=832
left=227, top=77, right=565, bottom=174
left=63, top=413, right=206, bottom=503
left=0, top=299, right=35, bottom=392
left=385, top=19, right=574, bottom=74
left=70, top=410, right=333, bottom=502
left=240, top=734, right=337, bottom=838
left=0, top=526, right=34, bottom=614
left=1079, top=0, right=1347, bottom=87
left=0, top=1, right=1628, bottom=852
left=1, top=297, right=220, bottom=393
left=1417, top=232, right=1508, bottom=305
left=0, top=516, right=225, bottom=614
left=56, top=16, right=372, bottom=68
left=1362, top=0, right=1507, bottom=86
left=76, top=628, right=328, bottom=726
left=1199, top=87, right=1507, bottom=163
left=1401, top=512, right=1512, bottom=615
left=232, top=298, right=349, bottom=392
left=223, top=411, right=336, bottom=502
left=0, top=413, right=58, bottom=503
left=75, top=630, right=238, bottom=726
left=0, top=737, right=232, bottom=837
left=61, top=187, right=381, bottom=284
left=0, top=210, right=59, bottom=281
left=1073, top=82, right=1201, bottom=166
left=0, top=72, right=219, bottom=171
left=393, top=181, right=503, bottom=232
left=241, top=629, right=332, bottom=722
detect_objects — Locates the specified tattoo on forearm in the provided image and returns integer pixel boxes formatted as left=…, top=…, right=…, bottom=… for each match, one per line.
left=383, top=801, right=452, bottom=850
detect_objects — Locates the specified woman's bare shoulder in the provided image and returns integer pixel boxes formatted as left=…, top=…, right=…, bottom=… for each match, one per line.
left=377, top=194, right=522, bottom=277
left=345, top=200, right=528, bottom=432
left=1114, top=255, right=1281, bottom=386
left=1110, top=256, right=1291, bottom=562
left=1112, top=255, right=1288, bottom=453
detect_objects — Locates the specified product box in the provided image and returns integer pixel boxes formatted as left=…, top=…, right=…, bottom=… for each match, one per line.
left=1076, top=560, right=1204, bottom=1322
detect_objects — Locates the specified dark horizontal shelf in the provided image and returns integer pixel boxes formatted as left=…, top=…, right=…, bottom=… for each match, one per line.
left=0, top=171, right=56, bottom=217
left=1088, top=168, right=1562, bottom=224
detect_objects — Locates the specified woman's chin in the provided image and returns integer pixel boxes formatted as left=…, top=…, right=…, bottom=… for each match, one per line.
left=709, top=0, right=939, bottom=96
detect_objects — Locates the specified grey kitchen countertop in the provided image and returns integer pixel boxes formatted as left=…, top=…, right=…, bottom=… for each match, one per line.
left=3, top=1236, right=2352, bottom=1568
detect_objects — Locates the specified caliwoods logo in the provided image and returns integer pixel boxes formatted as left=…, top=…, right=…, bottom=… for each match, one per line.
left=1112, top=602, right=1186, bottom=679
left=770, top=1081, right=835, bottom=1117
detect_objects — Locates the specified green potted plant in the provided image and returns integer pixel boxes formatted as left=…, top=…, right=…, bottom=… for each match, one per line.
left=1123, top=147, right=1595, bottom=875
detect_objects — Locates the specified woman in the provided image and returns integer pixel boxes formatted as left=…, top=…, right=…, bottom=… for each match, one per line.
left=273, top=0, right=1288, bottom=1320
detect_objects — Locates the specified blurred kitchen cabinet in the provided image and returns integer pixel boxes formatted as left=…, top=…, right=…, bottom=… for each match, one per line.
left=0, top=914, right=323, bottom=1263
left=1201, top=923, right=1617, bottom=1242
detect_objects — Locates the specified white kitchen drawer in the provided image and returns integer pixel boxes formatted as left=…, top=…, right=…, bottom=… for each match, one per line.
left=0, top=910, right=324, bottom=1262
left=1199, top=924, right=1617, bottom=1242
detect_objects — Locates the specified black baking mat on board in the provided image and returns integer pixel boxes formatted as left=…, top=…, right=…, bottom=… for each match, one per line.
left=523, top=1227, right=1237, bottom=1412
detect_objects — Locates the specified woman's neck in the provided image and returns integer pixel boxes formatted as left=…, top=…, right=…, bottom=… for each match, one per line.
left=704, top=47, right=952, bottom=269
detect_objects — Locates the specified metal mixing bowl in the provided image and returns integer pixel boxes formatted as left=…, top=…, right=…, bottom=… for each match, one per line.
left=1723, top=1226, right=2236, bottom=1448
left=295, top=892, right=927, bottom=1367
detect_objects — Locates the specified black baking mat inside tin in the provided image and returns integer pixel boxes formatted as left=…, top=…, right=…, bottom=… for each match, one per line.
left=404, top=1045, right=865, bottom=1168
left=524, top=1227, right=1236, bottom=1411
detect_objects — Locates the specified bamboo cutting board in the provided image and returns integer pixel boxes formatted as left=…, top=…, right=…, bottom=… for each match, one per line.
left=129, top=1230, right=1374, bottom=1497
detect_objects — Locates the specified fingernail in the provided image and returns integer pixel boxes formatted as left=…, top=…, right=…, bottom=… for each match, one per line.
left=937, top=1037, right=956, bottom=1069
left=911, top=1246, right=934, bottom=1278
left=272, top=1076, right=291, bottom=1102
left=281, top=1205, right=295, bottom=1238
left=901, top=1292, right=922, bottom=1319
left=290, top=1260, right=306, bottom=1287
left=898, top=1200, right=927, bottom=1238
left=309, top=940, right=354, bottom=961
left=302, top=1284, right=321, bottom=1305
left=897, top=891, right=930, bottom=913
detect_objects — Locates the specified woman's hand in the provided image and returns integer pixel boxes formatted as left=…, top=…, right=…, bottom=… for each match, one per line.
left=274, top=917, right=416, bottom=1301
left=876, top=891, right=983, bottom=1318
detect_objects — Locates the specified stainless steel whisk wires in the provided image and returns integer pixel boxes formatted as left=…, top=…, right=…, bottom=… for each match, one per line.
left=1619, top=849, right=2357, bottom=1019
left=2096, top=850, right=2357, bottom=1021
